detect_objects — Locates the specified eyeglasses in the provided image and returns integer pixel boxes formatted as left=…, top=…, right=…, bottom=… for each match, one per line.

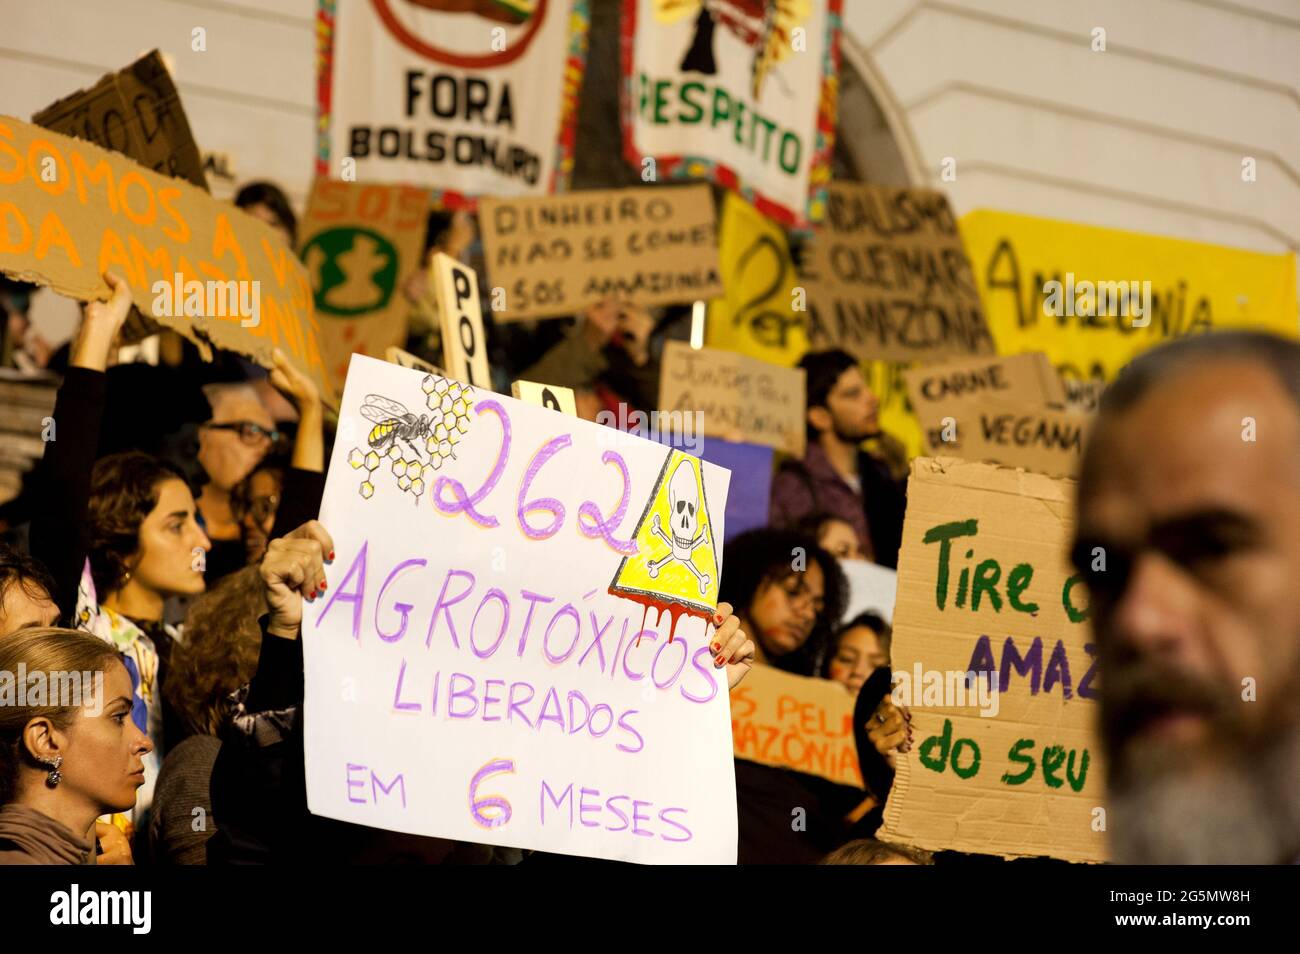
left=232, top=493, right=280, bottom=523
left=204, top=421, right=284, bottom=448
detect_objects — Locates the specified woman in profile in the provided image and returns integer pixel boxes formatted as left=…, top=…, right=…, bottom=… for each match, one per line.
left=0, top=629, right=153, bottom=864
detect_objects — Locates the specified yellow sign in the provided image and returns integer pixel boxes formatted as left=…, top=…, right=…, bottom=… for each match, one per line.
left=609, top=449, right=720, bottom=617
left=961, top=209, right=1299, bottom=391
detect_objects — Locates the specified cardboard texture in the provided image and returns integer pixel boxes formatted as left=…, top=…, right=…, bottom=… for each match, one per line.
left=385, top=345, right=443, bottom=376
left=431, top=252, right=490, bottom=389
left=33, top=50, right=207, bottom=190
left=478, top=185, right=722, bottom=321
left=915, top=398, right=1091, bottom=480
left=0, top=115, right=331, bottom=403
left=903, top=352, right=1066, bottom=416
left=730, top=664, right=862, bottom=788
left=511, top=379, right=577, bottom=416
left=298, top=180, right=428, bottom=395
left=879, top=457, right=1105, bottom=863
left=803, top=183, right=994, bottom=362
left=658, top=340, right=805, bottom=456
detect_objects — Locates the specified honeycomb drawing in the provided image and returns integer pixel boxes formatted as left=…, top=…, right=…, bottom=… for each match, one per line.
left=347, top=374, right=475, bottom=502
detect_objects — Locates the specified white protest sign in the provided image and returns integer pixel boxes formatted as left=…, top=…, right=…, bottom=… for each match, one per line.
left=307, top=353, right=736, bottom=863
left=840, top=560, right=898, bottom=625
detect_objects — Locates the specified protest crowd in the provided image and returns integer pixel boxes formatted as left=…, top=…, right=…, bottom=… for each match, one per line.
left=0, top=1, right=1297, bottom=876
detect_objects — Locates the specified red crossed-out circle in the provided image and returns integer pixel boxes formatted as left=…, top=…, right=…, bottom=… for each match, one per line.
left=370, top=0, right=549, bottom=68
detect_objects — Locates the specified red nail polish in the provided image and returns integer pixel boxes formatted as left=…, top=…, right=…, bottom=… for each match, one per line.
left=711, top=642, right=720, bottom=652
left=715, top=654, right=726, bottom=666
left=714, top=613, right=723, bottom=624
left=328, top=551, right=335, bottom=561
left=319, top=581, right=328, bottom=591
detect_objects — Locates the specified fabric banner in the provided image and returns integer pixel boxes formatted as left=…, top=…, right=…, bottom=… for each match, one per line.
left=622, top=0, right=843, bottom=227
left=961, top=209, right=1300, bottom=396
left=317, top=0, right=590, bottom=204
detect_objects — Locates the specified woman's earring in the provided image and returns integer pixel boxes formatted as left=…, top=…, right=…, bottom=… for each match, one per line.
left=44, top=755, right=63, bottom=788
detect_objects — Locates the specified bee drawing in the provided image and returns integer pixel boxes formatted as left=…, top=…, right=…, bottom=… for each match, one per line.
left=361, top=394, right=433, bottom=458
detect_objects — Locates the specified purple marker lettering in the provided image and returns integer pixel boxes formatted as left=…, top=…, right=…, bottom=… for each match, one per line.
left=536, top=686, right=564, bottom=731
left=316, top=542, right=368, bottom=641
left=610, top=618, right=628, bottom=681
left=481, top=679, right=505, bottom=722
left=579, top=611, right=613, bottom=672
left=431, top=670, right=440, bottom=715
left=433, top=400, right=510, bottom=527
left=469, top=587, right=511, bottom=659
left=516, top=589, right=554, bottom=657
left=659, top=807, right=692, bottom=842
left=631, top=800, right=654, bottom=837
left=448, top=672, right=479, bottom=719
left=679, top=646, right=719, bottom=704
left=578, top=787, right=601, bottom=828
left=605, top=795, right=630, bottom=833
left=542, top=603, right=581, bottom=664
left=587, top=703, right=614, bottom=738
left=425, top=569, right=476, bottom=649
left=540, top=780, right=573, bottom=827
left=469, top=758, right=515, bottom=829
left=346, top=763, right=367, bottom=804
left=622, top=629, right=657, bottom=681
left=616, top=710, right=645, bottom=754
left=392, top=658, right=421, bottom=712
left=506, top=680, right=536, bottom=728
left=375, top=558, right=426, bottom=643
left=577, top=451, right=639, bottom=555
left=651, top=634, right=689, bottom=689
left=517, top=434, right=570, bottom=539
left=372, top=771, right=407, bottom=809
left=566, top=689, right=592, bottom=735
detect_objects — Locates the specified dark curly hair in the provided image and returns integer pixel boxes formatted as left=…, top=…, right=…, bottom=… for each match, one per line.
left=0, top=543, right=56, bottom=619
left=167, top=565, right=264, bottom=737
left=719, top=528, right=847, bottom=677
left=86, top=452, right=191, bottom=599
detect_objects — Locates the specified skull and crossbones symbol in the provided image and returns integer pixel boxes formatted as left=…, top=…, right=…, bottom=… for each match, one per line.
left=647, top=460, right=711, bottom=595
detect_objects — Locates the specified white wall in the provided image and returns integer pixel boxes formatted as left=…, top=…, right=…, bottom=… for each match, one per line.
left=843, top=0, right=1300, bottom=266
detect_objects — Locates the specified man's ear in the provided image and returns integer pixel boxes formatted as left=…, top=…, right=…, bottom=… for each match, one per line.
left=807, top=405, right=832, bottom=437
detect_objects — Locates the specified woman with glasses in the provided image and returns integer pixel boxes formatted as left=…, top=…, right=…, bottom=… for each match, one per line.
left=718, top=527, right=859, bottom=864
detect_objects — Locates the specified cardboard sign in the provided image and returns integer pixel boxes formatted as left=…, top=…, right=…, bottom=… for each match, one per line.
left=33, top=50, right=207, bottom=190
left=915, top=399, right=1091, bottom=480
left=803, top=183, right=995, bottom=363
left=705, top=192, right=808, bottom=367
left=431, top=252, right=491, bottom=390
left=622, top=0, right=843, bottom=227
left=511, top=379, right=577, bottom=416
left=309, top=353, right=735, bottom=863
left=478, top=186, right=723, bottom=321
left=841, top=560, right=898, bottom=625
left=0, top=115, right=331, bottom=402
left=299, top=180, right=429, bottom=395
left=960, top=209, right=1299, bottom=395
left=317, top=0, right=589, bottom=200
left=903, top=352, right=1066, bottom=417
left=658, top=340, right=805, bottom=456
left=730, top=664, right=862, bottom=788
left=879, top=458, right=1105, bottom=863
left=385, top=345, right=444, bottom=377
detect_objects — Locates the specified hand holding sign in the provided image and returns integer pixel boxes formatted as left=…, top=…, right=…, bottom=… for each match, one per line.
left=708, top=601, right=756, bottom=690
left=71, top=271, right=133, bottom=372
left=262, top=520, right=335, bottom=640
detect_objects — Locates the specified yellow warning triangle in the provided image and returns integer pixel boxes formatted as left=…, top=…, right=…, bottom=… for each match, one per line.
left=608, top=449, right=720, bottom=617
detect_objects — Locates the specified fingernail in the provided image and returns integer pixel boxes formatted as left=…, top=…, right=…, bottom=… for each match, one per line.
left=327, top=551, right=335, bottom=562
left=306, top=592, right=315, bottom=602
left=710, top=642, right=720, bottom=653
left=319, top=581, right=328, bottom=591
left=715, top=654, right=726, bottom=667
left=714, top=613, right=723, bottom=624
